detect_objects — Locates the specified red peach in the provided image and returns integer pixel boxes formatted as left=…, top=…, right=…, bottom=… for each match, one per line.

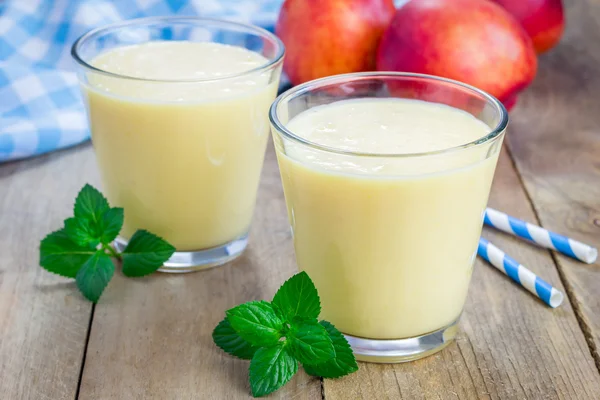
left=276, top=0, right=396, bottom=86
left=492, top=0, right=565, bottom=53
left=376, top=0, right=538, bottom=110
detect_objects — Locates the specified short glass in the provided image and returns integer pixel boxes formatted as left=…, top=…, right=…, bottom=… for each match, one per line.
left=270, top=72, right=508, bottom=362
left=72, top=17, right=284, bottom=272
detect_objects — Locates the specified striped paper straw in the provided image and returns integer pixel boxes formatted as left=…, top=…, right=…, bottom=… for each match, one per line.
left=484, top=208, right=598, bottom=264
left=478, top=237, right=564, bottom=308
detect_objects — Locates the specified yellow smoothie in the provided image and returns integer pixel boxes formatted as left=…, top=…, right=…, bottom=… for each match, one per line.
left=83, top=41, right=279, bottom=250
left=275, top=98, right=501, bottom=339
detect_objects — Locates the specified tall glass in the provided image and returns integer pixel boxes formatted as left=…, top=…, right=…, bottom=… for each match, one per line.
left=270, top=73, right=507, bottom=362
left=72, top=17, right=284, bottom=272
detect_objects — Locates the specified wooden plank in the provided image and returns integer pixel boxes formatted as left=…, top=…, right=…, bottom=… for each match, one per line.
left=78, top=143, right=322, bottom=399
left=0, top=145, right=96, bottom=399
left=505, top=0, right=600, bottom=370
left=323, top=148, right=600, bottom=399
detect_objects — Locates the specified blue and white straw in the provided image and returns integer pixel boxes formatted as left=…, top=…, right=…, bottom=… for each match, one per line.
left=484, top=208, right=598, bottom=264
left=478, top=237, right=564, bottom=308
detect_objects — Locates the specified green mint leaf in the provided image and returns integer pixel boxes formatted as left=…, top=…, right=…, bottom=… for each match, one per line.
left=100, top=207, right=124, bottom=244
left=66, top=207, right=123, bottom=247
left=249, top=344, right=298, bottom=397
left=70, top=185, right=123, bottom=247
left=39, top=229, right=97, bottom=278
left=64, top=217, right=100, bottom=248
left=212, top=317, right=259, bottom=360
left=121, top=230, right=176, bottom=277
left=288, top=318, right=334, bottom=365
left=303, top=321, right=358, bottom=378
left=272, top=271, right=321, bottom=321
left=75, top=251, right=115, bottom=303
left=74, top=184, right=109, bottom=225
left=226, top=301, right=283, bottom=347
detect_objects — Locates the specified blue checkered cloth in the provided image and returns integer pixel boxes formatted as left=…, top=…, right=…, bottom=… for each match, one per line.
left=0, top=0, right=284, bottom=162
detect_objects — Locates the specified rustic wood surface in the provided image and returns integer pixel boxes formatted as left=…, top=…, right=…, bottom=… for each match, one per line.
left=0, top=148, right=97, bottom=400
left=505, top=0, right=600, bottom=373
left=1, top=0, right=599, bottom=399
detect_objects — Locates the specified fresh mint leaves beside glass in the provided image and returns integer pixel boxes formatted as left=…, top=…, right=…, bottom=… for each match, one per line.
left=39, top=184, right=176, bottom=302
left=38, top=185, right=358, bottom=396
left=213, top=272, right=359, bottom=397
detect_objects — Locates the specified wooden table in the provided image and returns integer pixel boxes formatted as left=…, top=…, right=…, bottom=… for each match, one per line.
left=1, top=1, right=600, bottom=398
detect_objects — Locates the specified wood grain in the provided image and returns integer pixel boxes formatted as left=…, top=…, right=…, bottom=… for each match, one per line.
left=506, top=0, right=600, bottom=371
left=0, top=145, right=97, bottom=399
left=77, top=143, right=322, bottom=399
left=323, top=149, right=600, bottom=399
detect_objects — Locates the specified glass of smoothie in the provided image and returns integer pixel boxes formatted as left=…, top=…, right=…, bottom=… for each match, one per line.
left=270, top=72, right=508, bottom=362
left=72, top=17, right=284, bottom=272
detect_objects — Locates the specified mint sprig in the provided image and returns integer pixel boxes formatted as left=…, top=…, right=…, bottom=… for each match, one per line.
left=212, top=272, right=359, bottom=397
left=39, top=184, right=175, bottom=302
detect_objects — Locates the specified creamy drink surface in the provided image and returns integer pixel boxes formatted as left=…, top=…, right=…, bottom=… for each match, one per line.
left=277, top=98, right=499, bottom=339
left=85, top=41, right=278, bottom=250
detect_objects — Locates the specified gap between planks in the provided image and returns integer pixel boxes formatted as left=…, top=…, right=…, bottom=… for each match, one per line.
left=75, top=304, right=96, bottom=400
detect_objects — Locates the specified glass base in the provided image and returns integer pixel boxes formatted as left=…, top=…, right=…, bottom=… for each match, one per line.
left=344, top=318, right=459, bottom=363
left=114, top=234, right=248, bottom=273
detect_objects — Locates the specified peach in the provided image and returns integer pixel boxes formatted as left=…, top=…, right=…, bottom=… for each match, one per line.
left=275, top=0, right=395, bottom=85
left=376, top=0, right=537, bottom=110
left=492, top=0, right=565, bottom=53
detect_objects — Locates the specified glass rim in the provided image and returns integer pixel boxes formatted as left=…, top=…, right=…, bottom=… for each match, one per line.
left=269, top=72, right=508, bottom=158
left=71, top=16, right=285, bottom=83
